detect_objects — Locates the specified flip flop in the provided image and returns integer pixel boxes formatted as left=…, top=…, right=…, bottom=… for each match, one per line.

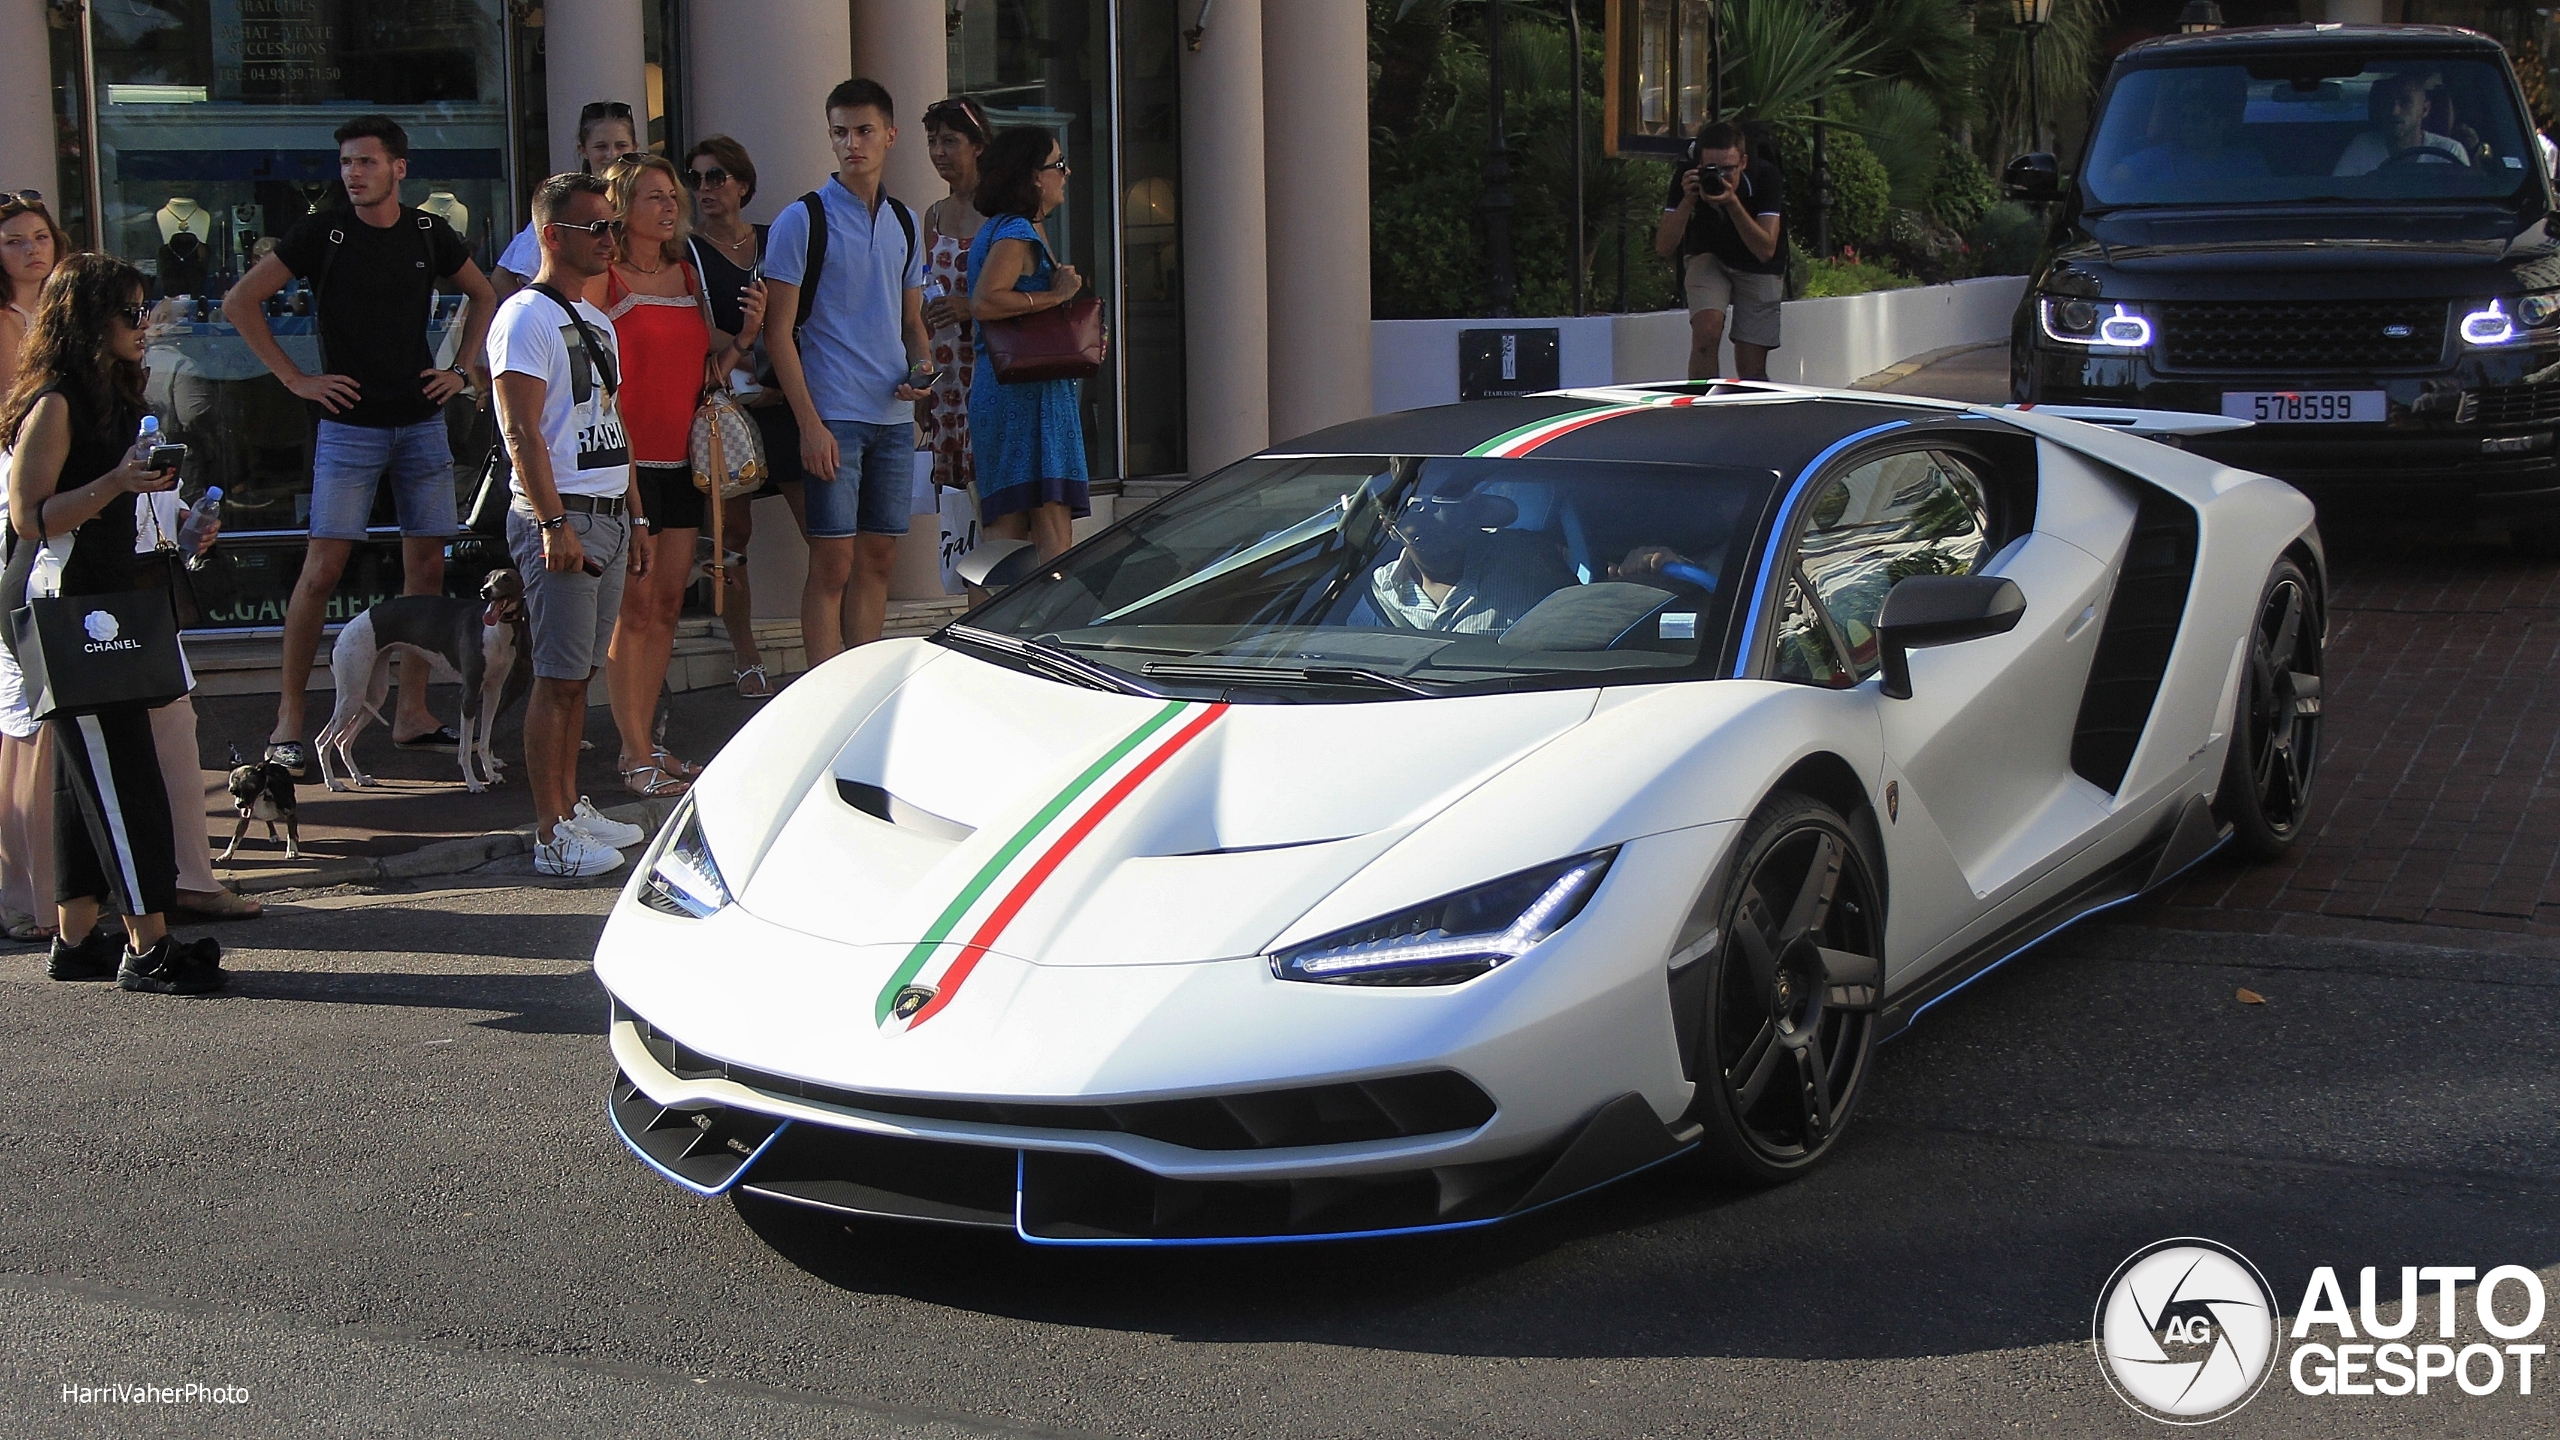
left=735, top=664, right=774, bottom=698
left=395, top=725, right=464, bottom=751
left=264, top=740, right=309, bottom=777
left=172, top=888, right=264, bottom=921
left=620, top=761, right=691, bottom=799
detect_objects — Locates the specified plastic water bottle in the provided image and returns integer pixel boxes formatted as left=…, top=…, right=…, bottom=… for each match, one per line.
left=137, top=413, right=161, bottom=452
left=183, top=486, right=223, bottom=571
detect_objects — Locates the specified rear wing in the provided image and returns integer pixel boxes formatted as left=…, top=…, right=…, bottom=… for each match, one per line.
left=2001, top=404, right=2252, bottom=440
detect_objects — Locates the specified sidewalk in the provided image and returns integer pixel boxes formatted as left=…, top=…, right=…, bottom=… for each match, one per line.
left=180, top=683, right=767, bottom=892
left=1852, top=340, right=2011, bottom=403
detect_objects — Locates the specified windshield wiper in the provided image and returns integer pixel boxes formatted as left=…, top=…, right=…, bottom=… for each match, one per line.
left=1137, top=660, right=1442, bottom=696
left=942, top=625, right=1164, bottom=697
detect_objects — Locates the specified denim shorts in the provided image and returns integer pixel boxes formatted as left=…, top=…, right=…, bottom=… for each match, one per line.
left=308, top=418, right=460, bottom=540
left=803, top=419, right=914, bottom=538
left=505, top=505, right=630, bottom=680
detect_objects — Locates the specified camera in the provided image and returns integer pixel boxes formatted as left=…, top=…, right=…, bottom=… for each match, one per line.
left=1695, top=164, right=1731, bottom=197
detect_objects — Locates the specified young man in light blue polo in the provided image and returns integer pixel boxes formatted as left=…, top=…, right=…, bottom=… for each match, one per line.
left=763, top=77, right=933, bottom=663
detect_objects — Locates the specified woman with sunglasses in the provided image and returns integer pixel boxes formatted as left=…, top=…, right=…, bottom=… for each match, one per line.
left=682, top=136, right=801, bottom=698
left=0, top=255, right=220, bottom=992
left=0, top=191, right=70, bottom=402
left=591, top=153, right=761, bottom=796
left=919, top=99, right=991, bottom=509
left=967, top=129, right=1090, bottom=566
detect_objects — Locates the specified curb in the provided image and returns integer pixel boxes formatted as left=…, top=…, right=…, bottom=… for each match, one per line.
left=221, top=796, right=684, bottom=895
left=1848, top=338, right=2004, bottom=392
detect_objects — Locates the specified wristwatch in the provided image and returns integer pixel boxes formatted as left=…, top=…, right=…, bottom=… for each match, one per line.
left=537, top=513, right=567, bottom=531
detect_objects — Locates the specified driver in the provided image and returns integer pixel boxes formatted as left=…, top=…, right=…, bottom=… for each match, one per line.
left=2333, top=72, right=2470, bottom=175
left=1365, top=486, right=1565, bottom=633
left=2105, top=68, right=2270, bottom=195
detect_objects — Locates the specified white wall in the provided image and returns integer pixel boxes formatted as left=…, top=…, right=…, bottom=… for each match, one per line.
left=1369, top=276, right=2029, bottom=414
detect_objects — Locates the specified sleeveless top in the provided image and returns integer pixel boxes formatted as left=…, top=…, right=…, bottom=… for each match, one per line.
left=12, top=384, right=142, bottom=597
left=919, top=227, right=975, bottom=491
left=603, top=261, right=710, bottom=466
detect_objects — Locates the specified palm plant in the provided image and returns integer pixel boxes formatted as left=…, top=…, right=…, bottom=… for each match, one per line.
left=1718, top=0, right=1876, bottom=134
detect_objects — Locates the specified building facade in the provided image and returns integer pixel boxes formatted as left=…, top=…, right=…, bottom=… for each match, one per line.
left=2, top=0, right=1369, bottom=630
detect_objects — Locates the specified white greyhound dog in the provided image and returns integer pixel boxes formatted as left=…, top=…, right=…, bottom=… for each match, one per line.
left=313, top=568, right=530, bottom=793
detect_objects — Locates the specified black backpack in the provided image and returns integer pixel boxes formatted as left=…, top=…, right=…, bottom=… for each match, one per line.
left=312, top=207, right=443, bottom=370
left=791, top=187, right=916, bottom=329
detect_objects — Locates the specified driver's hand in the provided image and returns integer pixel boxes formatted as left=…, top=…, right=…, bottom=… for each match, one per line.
left=1613, top=544, right=1687, bottom=581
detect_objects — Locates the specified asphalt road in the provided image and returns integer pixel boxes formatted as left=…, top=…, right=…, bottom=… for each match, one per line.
left=1, top=876, right=2553, bottom=1439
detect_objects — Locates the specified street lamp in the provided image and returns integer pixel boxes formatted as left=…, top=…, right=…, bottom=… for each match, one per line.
left=2011, top=0, right=2055, bottom=155
left=2178, top=0, right=2226, bottom=32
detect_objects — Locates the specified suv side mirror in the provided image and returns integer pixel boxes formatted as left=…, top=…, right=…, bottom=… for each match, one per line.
left=2003, top=152, right=2061, bottom=202
left=956, top=536, right=1043, bottom=592
left=1876, top=575, right=2026, bottom=700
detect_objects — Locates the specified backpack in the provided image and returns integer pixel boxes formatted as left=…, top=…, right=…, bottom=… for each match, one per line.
left=312, top=208, right=442, bottom=371
left=791, top=187, right=916, bottom=329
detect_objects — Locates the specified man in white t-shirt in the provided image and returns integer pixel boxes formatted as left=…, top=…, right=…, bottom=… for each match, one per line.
left=487, top=171, right=648, bottom=878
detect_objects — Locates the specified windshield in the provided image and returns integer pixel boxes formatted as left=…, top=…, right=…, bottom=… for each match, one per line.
left=951, top=454, right=1783, bottom=700
left=2085, top=56, right=2538, bottom=207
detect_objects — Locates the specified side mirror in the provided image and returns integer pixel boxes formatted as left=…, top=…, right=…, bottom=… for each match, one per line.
left=2003, top=152, right=2061, bottom=202
left=1875, top=574, right=2026, bottom=700
left=955, top=537, right=1042, bottom=592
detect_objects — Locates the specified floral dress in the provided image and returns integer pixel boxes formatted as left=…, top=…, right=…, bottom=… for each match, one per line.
left=919, top=229, right=975, bottom=492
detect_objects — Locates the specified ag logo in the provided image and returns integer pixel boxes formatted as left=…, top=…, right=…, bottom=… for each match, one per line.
left=2094, top=1238, right=2280, bottom=1424
left=82, top=610, right=118, bottom=643
left=889, top=984, right=935, bottom=1021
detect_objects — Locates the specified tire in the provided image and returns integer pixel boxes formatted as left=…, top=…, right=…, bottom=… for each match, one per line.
left=1685, top=790, right=1886, bottom=1187
left=2215, top=555, right=2324, bottom=861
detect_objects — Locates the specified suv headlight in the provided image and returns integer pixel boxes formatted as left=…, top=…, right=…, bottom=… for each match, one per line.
left=2461, top=291, right=2560, bottom=346
left=637, top=800, right=733, bottom=918
left=1270, top=850, right=1616, bottom=987
left=2039, top=296, right=2152, bottom=350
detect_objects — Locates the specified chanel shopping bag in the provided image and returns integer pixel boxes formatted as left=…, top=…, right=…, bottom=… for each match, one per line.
left=9, top=539, right=187, bottom=719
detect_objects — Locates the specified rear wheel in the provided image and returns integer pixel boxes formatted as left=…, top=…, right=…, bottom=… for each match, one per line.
left=1687, top=791, right=1885, bottom=1186
left=2215, top=555, right=2324, bottom=860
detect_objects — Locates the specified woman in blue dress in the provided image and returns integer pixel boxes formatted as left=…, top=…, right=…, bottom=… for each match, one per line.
left=967, top=128, right=1090, bottom=563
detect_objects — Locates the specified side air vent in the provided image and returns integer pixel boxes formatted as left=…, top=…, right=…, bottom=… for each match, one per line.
left=835, top=779, right=976, bottom=840
left=2070, top=486, right=2199, bottom=792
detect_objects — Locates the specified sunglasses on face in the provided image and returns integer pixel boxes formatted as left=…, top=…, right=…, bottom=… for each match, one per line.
left=1040, top=158, right=1072, bottom=174
left=546, top=217, right=627, bottom=238
left=114, top=303, right=151, bottom=328
left=682, top=166, right=731, bottom=190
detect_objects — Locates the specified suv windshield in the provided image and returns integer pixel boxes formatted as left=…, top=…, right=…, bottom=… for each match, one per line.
left=2085, top=56, right=2538, bottom=207
left=950, top=454, right=1782, bottom=699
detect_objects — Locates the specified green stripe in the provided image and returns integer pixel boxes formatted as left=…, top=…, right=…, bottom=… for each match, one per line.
left=873, top=700, right=1191, bottom=1023
left=1463, top=403, right=1634, bottom=458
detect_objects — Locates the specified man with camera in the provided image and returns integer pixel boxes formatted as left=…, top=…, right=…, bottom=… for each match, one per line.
left=1653, top=120, right=1785, bottom=380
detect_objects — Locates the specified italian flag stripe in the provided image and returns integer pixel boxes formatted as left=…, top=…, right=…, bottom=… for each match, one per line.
left=873, top=699, right=1194, bottom=1024
left=1465, top=394, right=1699, bottom=459
left=902, top=701, right=1229, bottom=1028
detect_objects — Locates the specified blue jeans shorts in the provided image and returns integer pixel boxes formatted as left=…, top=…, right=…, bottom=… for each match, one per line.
left=309, top=418, right=460, bottom=540
left=804, top=419, right=913, bottom=539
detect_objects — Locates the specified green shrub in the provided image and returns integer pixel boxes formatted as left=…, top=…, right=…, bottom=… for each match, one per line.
left=1777, top=125, right=1891, bottom=253
left=1926, top=136, right=1999, bottom=234
left=1967, top=201, right=2045, bottom=276
left=1795, top=246, right=1920, bottom=298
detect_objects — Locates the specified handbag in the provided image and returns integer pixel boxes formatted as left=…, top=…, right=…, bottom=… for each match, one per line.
left=980, top=237, right=1105, bottom=383
left=684, top=258, right=769, bottom=616
left=9, top=535, right=187, bottom=720
left=465, top=439, right=511, bottom=535
left=130, top=494, right=201, bottom=630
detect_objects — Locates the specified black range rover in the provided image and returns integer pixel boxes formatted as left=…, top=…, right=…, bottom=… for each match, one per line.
left=2010, top=24, right=2560, bottom=550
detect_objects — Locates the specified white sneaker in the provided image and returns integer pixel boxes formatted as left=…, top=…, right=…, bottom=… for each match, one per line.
left=535, top=828, right=626, bottom=878
left=564, top=797, right=646, bottom=850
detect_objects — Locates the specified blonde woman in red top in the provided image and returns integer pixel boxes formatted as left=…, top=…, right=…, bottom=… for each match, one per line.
left=590, top=154, right=762, bottom=796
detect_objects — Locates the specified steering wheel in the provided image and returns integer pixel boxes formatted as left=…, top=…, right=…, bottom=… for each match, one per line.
left=2375, top=145, right=2458, bottom=170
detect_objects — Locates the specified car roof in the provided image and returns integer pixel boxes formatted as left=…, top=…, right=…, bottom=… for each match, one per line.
left=1265, top=383, right=1987, bottom=475
left=2118, top=23, right=2505, bottom=66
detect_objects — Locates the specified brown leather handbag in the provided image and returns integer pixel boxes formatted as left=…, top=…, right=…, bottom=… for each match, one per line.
left=980, top=237, right=1105, bottom=383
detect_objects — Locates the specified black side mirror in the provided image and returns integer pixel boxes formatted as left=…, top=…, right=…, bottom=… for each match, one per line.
left=955, top=536, right=1042, bottom=592
left=1875, top=574, right=2026, bottom=700
left=2003, top=152, right=2061, bottom=202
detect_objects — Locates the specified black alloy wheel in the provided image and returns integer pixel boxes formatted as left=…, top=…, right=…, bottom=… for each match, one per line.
left=2216, top=555, right=2323, bottom=860
left=1689, top=791, right=1885, bottom=1186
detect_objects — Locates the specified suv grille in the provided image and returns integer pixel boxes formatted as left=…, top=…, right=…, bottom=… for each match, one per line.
left=2471, top=382, right=2560, bottom=429
left=2153, top=300, right=2447, bottom=372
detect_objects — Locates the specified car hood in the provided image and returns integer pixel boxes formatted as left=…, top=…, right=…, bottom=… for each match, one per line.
left=732, top=647, right=1599, bottom=966
left=2045, top=206, right=2560, bottom=294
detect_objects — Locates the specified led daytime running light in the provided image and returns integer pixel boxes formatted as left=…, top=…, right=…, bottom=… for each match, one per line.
left=1275, top=852, right=1615, bottom=984
left=2461, top=300, right=2516, bottom=347
left=639, top=802, right=732, bottom=918
left=2038, top=297, right=2151, bottom=349
left=2095, top=306, right=2152, bottom=347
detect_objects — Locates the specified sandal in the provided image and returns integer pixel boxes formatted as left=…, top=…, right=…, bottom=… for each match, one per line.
left=734, top=664, right=774, bottom=698
left=652, top=747, right=706, bottom=780
left=264, top=740, right=310, bottom=778
left=4, top=910, right=56, bottom=944
left=172, top=887, right=264, bottom=921
left=620, top=760, right=692, bottom=798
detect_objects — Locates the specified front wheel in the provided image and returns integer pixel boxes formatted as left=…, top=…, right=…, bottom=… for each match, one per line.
left=2215, top=555, right=2324, bottom=860
left=1686, top=791, right=1885, bottom=1187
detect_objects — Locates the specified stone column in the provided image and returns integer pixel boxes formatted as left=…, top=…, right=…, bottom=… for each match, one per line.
left=543, top=0, right=649, bottom=171
left=0, top=0, right=56, bottom=200
left=1262, top=0, right=1372, bottom=441
left=1180, top=0, right=1271, bottom=472
left=848, top=0, right=950, bottom=211
left=689, top=0, right=851, bottom=222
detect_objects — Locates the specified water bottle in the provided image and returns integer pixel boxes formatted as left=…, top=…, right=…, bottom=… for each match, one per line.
left=183, top=486, right=223, bottom=571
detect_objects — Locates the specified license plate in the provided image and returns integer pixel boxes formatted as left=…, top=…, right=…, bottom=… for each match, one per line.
left=2221, top=391, right=2385, bottom=423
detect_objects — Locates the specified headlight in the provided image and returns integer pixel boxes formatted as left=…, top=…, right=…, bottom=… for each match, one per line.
left=1270, top=850, right=1616, bottom=987
left=637, top=800, right=732, bottom=918
left=2038, top=296, right=2151, bottom=350
left=2462, top=292, right=2560, bottom=346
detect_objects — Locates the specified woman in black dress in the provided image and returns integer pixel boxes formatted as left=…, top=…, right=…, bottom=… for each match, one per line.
left=1, top=253, right=220, bottom=994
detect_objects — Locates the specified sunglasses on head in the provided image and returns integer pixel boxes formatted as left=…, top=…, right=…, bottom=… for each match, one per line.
left=681, top=165, right=731, bottom=189
left=579, top=101, right=634, bottom=120
left=923, top=98, right=990, bottom=135
left=546, top=217, right=627, bottom=238
left=0, top=189, right=45, bottom=216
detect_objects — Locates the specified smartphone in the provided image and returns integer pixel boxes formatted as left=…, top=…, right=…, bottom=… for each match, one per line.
left=146, top=444, right=187, bottom=471
left=581, top=557, right=605, bottom=578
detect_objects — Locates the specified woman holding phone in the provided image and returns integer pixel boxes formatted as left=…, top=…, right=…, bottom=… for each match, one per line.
left=0, top=254, right=220, bottom=993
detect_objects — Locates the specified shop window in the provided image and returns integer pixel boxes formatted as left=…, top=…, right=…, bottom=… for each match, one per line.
left=1118, top=0, right=1184, bottom=478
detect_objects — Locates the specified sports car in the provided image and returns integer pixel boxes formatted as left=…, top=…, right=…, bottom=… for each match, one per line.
left=595, top=380, right=2327, bottom=1245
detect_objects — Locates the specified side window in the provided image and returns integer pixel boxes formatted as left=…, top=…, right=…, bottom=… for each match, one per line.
left=1793, top=450, right=1992, bottom=680
left=1771, top=568, right=1854, bottom=688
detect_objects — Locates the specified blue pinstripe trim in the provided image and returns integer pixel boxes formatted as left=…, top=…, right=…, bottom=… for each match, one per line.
left=607, top=1098, right=792, bottom=1199
left=1733, top=420, right=1913, bottom=669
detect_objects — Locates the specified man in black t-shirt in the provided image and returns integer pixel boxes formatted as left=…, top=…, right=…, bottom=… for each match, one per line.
left=224, top=114, right=496, bottom=767
left=1652, top=120, right=1786, bottom=380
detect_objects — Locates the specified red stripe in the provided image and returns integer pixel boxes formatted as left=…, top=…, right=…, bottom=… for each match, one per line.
left=906, top=703, right=1229, bottom=1026
left=1497, top=396, right=1697, bottom=458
